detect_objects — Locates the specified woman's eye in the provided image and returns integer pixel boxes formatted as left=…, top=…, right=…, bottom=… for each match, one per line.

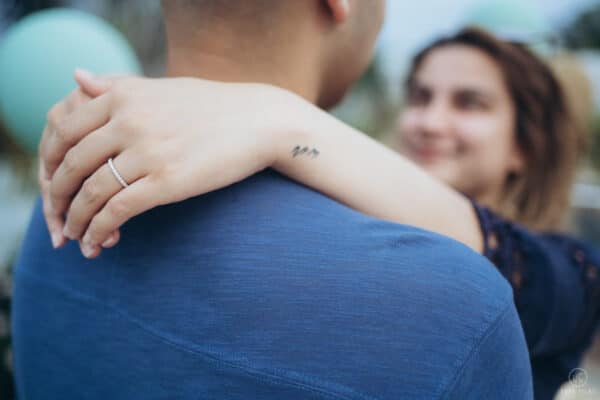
left=456, top=95, right=485, bottom=110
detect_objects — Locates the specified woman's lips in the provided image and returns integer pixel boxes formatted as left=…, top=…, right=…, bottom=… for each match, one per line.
left=413, top=147, right=446, bottom=162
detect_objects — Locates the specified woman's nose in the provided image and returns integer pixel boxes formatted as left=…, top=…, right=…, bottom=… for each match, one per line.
left=419, top=101, right=452, bottom=138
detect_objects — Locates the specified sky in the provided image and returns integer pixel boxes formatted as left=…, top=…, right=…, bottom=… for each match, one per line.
left=376, top=0, right=600, bottom=87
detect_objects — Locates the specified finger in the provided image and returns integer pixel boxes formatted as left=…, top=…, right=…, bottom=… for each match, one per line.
left=77, top=229, right=120, bottom=260
left=63, top=88, right=93, bottom=114
left=42, top=89, right=90, bottom=148
left=41, top=95, right=71, bottom=166
left=39, top=162, right=66, bottom=248
left=102, top=230, right=120, bottom=248
left=63, top=152, right=144, bottom=240
left=78, top=238, right=101, bottom=259
left=40, top=89, right=92, bottom=179
left=74, top=68, right=114, bottom=98
left=81, top=176, right=163, bottom=249
left=38, top=125, right=53, bottom=180
left=44, top=93, right=112, bottom=177
left=50, top=122, right=123, bottom=216
left=74, top=68, right=133, bottom=98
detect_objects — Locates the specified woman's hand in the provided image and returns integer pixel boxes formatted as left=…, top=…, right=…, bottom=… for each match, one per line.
left=38, top=82, right=97, bottom=250
left=41, top=71, right=303, bottom=258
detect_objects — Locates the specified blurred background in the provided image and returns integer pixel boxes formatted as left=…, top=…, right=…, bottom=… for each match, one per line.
left=0, top=0, right=599, bottom=399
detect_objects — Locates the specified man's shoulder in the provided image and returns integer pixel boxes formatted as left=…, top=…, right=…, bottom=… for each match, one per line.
left=131, top=170, right=524, bottom=397
left=15, top=172, right=529, bottom=399
left=178, top=169, right=516, bottom=329
left=223, top=169, right=513, bottom=296
left=149, top=168, right=513, bottom=303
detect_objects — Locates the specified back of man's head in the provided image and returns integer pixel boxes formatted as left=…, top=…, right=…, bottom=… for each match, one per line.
left=162, top=0, right=289, bottom=33
left=161, top=0, right=385, bottom=108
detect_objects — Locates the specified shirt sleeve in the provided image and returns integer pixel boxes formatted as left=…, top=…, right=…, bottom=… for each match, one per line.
left=441, top=300, right=533, bottom=400
left=470, top=200, right=600, bottom=358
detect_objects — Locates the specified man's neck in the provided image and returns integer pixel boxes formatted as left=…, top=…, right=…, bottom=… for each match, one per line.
left=164, top=32, right=323, bottom=105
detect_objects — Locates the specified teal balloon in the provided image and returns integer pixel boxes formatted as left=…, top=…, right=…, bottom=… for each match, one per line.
left=0, top=8, right=142, bottom=153
left=464, top=0, right=549, bottom=45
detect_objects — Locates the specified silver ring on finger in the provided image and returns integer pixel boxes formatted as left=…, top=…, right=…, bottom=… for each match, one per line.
left=107, top=157, right=129, bottom=189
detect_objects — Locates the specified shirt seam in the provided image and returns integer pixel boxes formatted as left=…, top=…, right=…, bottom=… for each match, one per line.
left=439, top=299, right=517, bottom=399
left=17, top=269, right=378, bottom=400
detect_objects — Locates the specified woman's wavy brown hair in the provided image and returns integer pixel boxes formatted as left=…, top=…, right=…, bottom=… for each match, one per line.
left=406, top=27, right=589, bottom=231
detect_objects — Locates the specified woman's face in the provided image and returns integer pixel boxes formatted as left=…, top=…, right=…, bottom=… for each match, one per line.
left=398, top=45, right=524, bottom=203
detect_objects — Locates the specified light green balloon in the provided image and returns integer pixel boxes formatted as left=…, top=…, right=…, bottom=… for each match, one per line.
left=464, top=0, right=549, bottom=44
left=0, top=8, right=142, bottom=153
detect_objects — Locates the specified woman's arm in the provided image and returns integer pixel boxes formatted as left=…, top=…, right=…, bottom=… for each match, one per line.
left=270, top=102, right=484, bottom=252
left=43, top=74, right=483, bottom=256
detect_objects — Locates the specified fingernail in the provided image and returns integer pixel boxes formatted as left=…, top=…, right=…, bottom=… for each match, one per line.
left=74, top=67, right=95, bottom=80
left=51, top=232, right=63, bottom=249
left=102, top=235, right=117, bottom=248
left=63, top=226, right=74, bottom=239
left=82, top=243, right=96, bottom=259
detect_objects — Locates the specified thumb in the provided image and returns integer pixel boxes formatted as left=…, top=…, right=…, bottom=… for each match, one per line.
left=73, top=68, right=115, bottom=97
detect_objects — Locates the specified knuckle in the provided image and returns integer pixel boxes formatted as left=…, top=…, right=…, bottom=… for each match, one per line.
left=106, top=198, right=129, bottom=221
left=46, top=104, right=60, bottom=127
left=137, top=143, right=161, bottom=164
left=81, top=177, right=100, bottom=204
left=117, top=113, right=144, bottom=135
left=151, top=165, right=170, bottom=184
left=54, top=123, right=71, bottom=144
left=62, top=149, right=79, bottom=175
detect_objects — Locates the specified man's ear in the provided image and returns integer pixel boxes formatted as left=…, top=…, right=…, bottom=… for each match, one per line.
left=324, top=0, right=350, bottom=23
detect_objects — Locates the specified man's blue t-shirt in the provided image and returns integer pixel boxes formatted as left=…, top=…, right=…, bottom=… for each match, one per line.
left=12, top=170, right=533, bottom=399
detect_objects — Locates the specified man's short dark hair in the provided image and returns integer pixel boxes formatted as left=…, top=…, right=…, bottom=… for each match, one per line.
left=162, top=0, right=286, bottom=26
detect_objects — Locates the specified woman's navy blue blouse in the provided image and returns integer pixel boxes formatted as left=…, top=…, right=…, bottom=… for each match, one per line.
left=471, top=201, right=600, bottom=400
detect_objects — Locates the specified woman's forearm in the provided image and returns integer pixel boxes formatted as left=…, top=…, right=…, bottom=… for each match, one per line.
left=41, top=74, right=484, bottom=257
left=272, top=102, right=484, bottom=253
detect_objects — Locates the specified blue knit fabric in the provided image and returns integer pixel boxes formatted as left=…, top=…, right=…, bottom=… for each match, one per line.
left=13, top=170, right=532, bottom=399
